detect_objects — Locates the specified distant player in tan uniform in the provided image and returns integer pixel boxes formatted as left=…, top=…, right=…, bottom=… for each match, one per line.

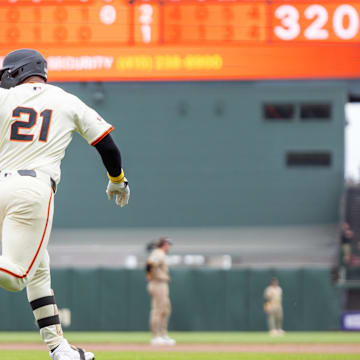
left=264, top=278, right=285, bottom=336
left=0, top=49, right=130, bottom=360
left=146, top=237, right=175, bottom=345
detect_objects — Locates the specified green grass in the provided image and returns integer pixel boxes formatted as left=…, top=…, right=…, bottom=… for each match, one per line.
left=0, top=331, right=359, bottom=344
left=0, top=352, right=358, bottom=360
left=0, top=332, right=359, bottom=360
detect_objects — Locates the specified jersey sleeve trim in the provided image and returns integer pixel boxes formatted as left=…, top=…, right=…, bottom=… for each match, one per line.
left=90, top=126, right=114, bottom=146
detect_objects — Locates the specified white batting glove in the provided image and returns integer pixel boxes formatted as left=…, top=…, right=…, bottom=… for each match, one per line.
left=106, top=179, right=130, bottom=207
left=106, top=170, right=130, bottom=207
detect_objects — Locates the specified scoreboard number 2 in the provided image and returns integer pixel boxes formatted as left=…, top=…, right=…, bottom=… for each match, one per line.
left=275, top=4, right=360, bottom=40
left=304, top=5, right=329, bottom=40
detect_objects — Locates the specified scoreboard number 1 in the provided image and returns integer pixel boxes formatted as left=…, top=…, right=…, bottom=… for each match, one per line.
left=139, top=4, right=153, bottom=44
left=275, top=4, right=360, bottom=40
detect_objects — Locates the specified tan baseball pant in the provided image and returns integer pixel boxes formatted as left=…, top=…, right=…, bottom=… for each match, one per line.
left=148, top=280, right=171, bottom=337
left=267, top=305, right=283, bottom=331
left=0, top=172, right=63, bottom=350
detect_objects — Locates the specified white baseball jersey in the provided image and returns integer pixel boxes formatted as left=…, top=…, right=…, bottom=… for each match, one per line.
left=0, top=83, right=113, bottom=184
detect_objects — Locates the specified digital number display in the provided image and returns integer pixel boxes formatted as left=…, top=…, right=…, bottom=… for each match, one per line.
left=0, top=0, right=358, bottom=81
left=273, top=3, right=360, bottom=42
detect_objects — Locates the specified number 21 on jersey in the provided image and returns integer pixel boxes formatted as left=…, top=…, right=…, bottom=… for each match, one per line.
left=10, top=107, right=52, bottom=142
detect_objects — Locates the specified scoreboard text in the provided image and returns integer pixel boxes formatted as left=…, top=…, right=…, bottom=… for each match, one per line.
left=0, top=0, right=359, bottom=81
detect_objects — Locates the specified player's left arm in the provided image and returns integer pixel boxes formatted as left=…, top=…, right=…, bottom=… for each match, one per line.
left=72, top=96, right=130, bottom=207
left=94, top=134, right=130, bottom=207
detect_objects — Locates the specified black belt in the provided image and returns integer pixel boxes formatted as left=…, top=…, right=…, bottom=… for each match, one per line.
left=1, top=170, right=57, bottom=193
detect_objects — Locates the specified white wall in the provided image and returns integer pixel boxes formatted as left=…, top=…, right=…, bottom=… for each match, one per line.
left=345, top=103, right=360, bottom=182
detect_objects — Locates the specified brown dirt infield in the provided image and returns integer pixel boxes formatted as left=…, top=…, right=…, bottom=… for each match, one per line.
left=1, top=343, right=360, bottom=353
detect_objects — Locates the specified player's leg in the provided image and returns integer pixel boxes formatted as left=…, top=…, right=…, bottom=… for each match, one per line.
left=26, top=250, right=63, bottom=350
left=148, top=282, right=160, bottom=337
left=276, top=307, right=284, bottom=334
left=0, top=176, right=93, bottom=359
left=148, top=282, right=164, bottom=344
left=267, top=310, right=277, bottom=335
left=159, top=300, right=171, bottom=337
left=27, top=251, right=95, bottom=360
left=159, top=283, right=175, bottom=345
left=159, top=283, right=171, bottom=335
left=0, top=177, right=54, bottom=292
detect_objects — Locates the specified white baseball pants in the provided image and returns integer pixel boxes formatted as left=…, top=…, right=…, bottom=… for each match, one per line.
left=0, top=172, right=63, bottom=349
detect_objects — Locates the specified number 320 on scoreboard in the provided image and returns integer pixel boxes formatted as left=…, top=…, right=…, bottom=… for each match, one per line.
left=273, top=3, right=360, bottom=42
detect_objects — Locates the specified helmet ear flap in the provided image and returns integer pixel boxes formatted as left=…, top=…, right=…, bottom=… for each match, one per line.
left=0, top=69, right=10, bottom=89
left=0, top=69, right=5, bottom=83
left=0, top=69, right=18, bottom=89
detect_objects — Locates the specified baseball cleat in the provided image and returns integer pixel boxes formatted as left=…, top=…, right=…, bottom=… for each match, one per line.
left=150, top=336, right=167, bottom=345
left=161, top=335, right=176, bottom=345
left=50, top=339, right=95, bottom=360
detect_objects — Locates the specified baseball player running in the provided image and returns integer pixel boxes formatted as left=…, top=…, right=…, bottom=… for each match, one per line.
left=146, top=237, right=175, bottom=345
left=0, top=49, right=130, bottom=360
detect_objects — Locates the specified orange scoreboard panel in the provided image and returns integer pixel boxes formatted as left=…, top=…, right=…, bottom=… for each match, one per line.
left=0, top=0, right=359, bottom=81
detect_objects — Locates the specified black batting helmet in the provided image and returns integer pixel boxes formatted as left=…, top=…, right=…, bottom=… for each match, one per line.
left=0, top=49, right=47, bottom=89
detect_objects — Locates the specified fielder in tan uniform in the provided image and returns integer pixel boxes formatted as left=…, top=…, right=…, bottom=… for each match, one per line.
left=146, top=237, right=175, bottom=345
left=264, top=278, right=285, bottom=336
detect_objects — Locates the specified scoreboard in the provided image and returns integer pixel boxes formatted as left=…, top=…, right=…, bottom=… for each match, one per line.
left=0, top=0, right=359, bottom=81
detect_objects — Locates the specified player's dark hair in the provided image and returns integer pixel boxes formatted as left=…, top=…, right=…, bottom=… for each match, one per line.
left=156, top=237, right=172, bottom=248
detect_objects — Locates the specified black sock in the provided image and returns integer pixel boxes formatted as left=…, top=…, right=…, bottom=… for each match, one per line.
left=51, top=345, right=59, bottom=353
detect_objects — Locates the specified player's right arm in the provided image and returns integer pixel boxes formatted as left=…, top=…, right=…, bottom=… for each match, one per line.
left=146, top=260, right=154, bottom=281
left=146, top=250, right=162, bottom=281
left=264, top=287, right=272, bottom=301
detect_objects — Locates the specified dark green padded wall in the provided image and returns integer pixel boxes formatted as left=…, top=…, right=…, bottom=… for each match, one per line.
left=52, top=81, right=346, bottom=228
left=0, top=268, right=341, bottom=331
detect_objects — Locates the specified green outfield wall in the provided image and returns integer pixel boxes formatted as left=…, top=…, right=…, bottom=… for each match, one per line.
left=52, top=81, right=346, bottom=229
left=0, top=268, right=340, bottom=331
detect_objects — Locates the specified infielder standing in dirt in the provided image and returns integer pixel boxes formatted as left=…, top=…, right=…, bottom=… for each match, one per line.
left=146, top=237, right=175, bottom=345
left=0, top=49, right=130, bottom=360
